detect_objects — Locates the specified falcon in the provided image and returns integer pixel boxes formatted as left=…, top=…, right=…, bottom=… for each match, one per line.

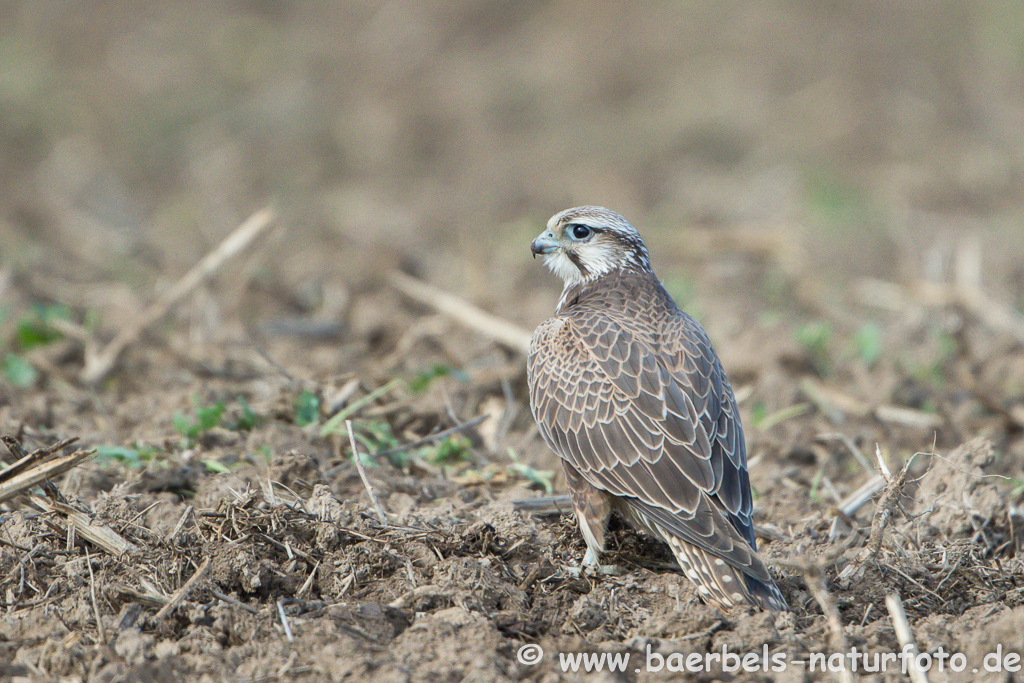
left=527, top=206, right=787, bottom=611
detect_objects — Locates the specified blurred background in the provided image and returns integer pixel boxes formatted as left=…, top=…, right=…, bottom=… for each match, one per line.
left=2, top=0, right=1023, bottom=453
left=3, top=0, right=1022, bottom=300
left=3, top=4, right=1024, bottom=676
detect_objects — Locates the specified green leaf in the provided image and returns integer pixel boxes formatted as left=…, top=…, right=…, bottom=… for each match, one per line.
left=195, top=402, right=225, bottom=432
left=505, top=448, right=555, bottom=494
left=808, top=467, right=825, bottom=504
left=172, top=411, right=192, bottom=438
left=383, top=449, right=410, bottom=468
left=751, top=402, right=767, bottom=427
left=409, top=365, right=452, bottom=393
left=15, top=304, right=71, bottom=350
left=423, top=435, right=470, bottom=465
left=94, top=445, right=157, bottom=468
left=173, top=400, right=226, bottom=441
left=856, top=323, right=882, bottom=368
left=3, top=354, right=37, bottom=387
left=796, top=321, right=832, bottom=375
left=755, top=402, right=812, bottom=431
left=230, top=397, right=259, bottom=430
left=321, top=379, right=404, bottom=436
left=203, top=459, right=230, bottom=474
left=508, top=463, right=555, bottom=494
left=294, top=390, right=320, bottom=427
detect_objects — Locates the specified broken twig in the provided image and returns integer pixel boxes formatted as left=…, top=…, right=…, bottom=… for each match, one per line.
left=867, top=446, right=911, bottom=557
left=773, top=555, right=853, bottom=683
left=345, top=420, right=388, bottom=527
left=152, top=558, right=211, bottom=621
left=0, top=436, right=93, bottom=506
left=86, top=548, right=106, bottom=646
left=886, top=592, right=929, bottom=683
left=82, top=206, right=277, bottom=383
left=388, top=271, right=532, bottom=352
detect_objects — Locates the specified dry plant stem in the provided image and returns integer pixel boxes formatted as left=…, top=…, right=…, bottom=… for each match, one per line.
left=81, top=206, right=277, bottom=384
left=345, top=420, right=388, bottom=527
left=0, top=435, right=82, bottom=504
left=873, top=405, right=943, bottom=431
left=867, top=449, right=910, bottom=557
left=936, top=277, right=1024, bottom=345
left=87, top=652, right=102, bottom=682
left=838, top=474, right=886, bottom=518
left=296, top=561, right=319, bottom=599
left=30, top=495, right=137, bottom=555
left=886, top=593, right=930, bottom=683
left=781, top=559, right=854, bottom=683
left=116, top=586, right=169, bottom=609
left=855, top=274, right=1024, bottom=345
left=511, top=494, right=574, bottom=516
left=798, top=378, right=943, bottom=430
left=212, top=590, right=258, bottom=615
left=800, top=378, right=844, bottom=424
left=86, top=548, right=106, bottom=646
left=152, top=558, right=211, bottom=621
left=0, top=447, right=93, bottom=505
left=387, top=271, right=532, bottom=352
left=167, top=505, right=194, bottom=543
left=389, top=584, right=442, bottom=609
left=1, top=435, right=79, bottom=466
left=277, top=600, right=294, bottom=642
left=277, top=652, right=299, bottom=678
left=815, top=432, right=874, bottom=478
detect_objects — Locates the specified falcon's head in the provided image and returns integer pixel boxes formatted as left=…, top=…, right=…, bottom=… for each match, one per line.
left=531, top=206, right=652, bottom=285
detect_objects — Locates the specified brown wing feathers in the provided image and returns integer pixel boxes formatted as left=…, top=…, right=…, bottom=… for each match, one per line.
left=528, top=267, right=786, bottom=610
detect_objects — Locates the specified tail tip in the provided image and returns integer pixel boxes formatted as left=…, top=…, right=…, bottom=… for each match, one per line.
left=745, top=575, right=789, bottom=612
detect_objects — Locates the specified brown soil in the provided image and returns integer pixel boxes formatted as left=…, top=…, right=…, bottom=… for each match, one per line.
left=2, top=2, right=1024, bottom=681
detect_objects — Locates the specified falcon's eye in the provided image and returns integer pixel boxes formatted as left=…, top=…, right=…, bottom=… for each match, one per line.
left=568, top=224, right=592, bottom=241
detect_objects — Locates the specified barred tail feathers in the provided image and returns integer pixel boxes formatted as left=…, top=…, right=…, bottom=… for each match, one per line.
left=664, top=532, right=788, bottom=612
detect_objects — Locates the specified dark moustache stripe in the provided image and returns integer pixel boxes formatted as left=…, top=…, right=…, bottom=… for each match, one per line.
left=566, top=250, right=590, bottom=276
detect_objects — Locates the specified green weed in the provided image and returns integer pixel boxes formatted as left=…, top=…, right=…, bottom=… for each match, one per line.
left=294, top=390, right=320, bottom=427
left=796, top=321, right=833, bottom=375
left=3, top=303, right=73, bottom=387
left=15, top=303, right=70, bottom=350
left=94, top=444, right=159, bottom=468
left=173, top=401, right=226, bottom=443
left=855, top=322, right=882, bottom=368
left=3, top=353, right=36, bottom=387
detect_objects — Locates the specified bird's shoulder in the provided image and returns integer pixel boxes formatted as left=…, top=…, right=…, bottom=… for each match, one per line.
left=531, top=271, right=713, bottom=371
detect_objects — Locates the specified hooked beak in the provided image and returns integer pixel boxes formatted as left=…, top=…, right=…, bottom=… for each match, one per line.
left=531, top=232, right=559, bottom=257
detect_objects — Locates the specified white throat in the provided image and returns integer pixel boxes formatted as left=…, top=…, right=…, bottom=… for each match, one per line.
left=540, top=242, right=620, bottom=286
